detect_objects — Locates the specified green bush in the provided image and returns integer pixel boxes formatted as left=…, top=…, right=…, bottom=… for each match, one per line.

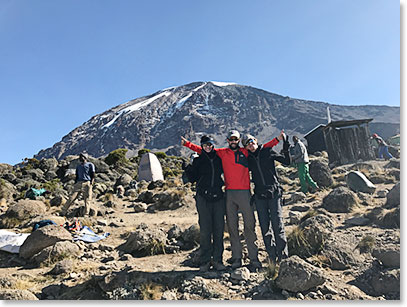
left=43, top=179, right=61, bottom=192
left=105, top=148, right=129, bottom=166
left=22, top=158, right=40, bottom=170
left=138, top=148, right=151, bottom=157
left=155, top=152, right=167, bottom=159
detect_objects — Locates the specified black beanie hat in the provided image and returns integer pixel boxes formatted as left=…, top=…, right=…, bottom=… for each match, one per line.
left=200, top=135, right=215, bottom=145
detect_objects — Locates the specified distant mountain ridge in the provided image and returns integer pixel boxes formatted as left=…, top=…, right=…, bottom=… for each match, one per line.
left=35, top=81, right=400, bottom=160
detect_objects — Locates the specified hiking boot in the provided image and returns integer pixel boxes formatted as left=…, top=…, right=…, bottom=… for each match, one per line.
left=213, top=262, right=226, bottom=271
left=231, top=258, right=242, bottom=269
left=199, top=263, right=211, bottom=272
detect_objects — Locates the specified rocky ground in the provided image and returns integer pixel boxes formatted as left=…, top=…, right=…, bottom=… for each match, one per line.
left=0, top=150, right=400, bottom=300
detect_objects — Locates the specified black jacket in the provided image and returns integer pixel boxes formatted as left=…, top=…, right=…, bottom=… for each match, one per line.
left=248, top=139, right=291, bottom=198
left=185, top=149, right=224, bottom=199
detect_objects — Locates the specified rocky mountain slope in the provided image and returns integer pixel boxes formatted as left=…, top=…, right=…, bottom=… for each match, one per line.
left=34, top=81, right=400, bottom=160
left=0, top=150, right=400, bottom=300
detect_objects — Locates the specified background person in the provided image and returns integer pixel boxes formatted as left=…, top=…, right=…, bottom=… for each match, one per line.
left=371, top=133, right=393, bottom=160
left=291, top=136, right=318, bottom=194
left=60, top=153, right=95, bottom=217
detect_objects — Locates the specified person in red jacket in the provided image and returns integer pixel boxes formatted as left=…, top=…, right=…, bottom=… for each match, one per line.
left=181, top=130, right=283, bottom=270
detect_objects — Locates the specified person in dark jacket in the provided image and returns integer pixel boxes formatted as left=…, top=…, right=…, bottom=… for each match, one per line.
left=242, top=132, right=291, bottom=264
left=184, top=135, right=227, bottom=272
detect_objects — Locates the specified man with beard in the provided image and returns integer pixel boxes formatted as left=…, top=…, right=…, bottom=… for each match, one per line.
left=181, top=130, right=283, bottom=270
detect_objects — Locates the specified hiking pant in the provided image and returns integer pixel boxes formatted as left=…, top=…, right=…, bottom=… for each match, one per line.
left=297, top=162, right=318, bottom=193
left=195, top=194, right=226, bottom=264
left=378, top=145, right=393, bottom=160
left=61, top=181, right=92, bottom=215
left=255, top=195, right=288, bottom=263
left=225, top=189, right=259, bottom=262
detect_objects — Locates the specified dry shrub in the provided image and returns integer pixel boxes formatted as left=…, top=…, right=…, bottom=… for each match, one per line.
left=0, top=217, right=21, bottom=228
left=357, top=235, right=376, bottom=253
left=309, top=254, right=331, bottom=268
left=299, top=209, right=317, bottom=224
left=287, top=226, right=311, bottom=257
left=102, top=192, right=114, bottom=202
left=264, top=260, right=279, bottom=280
left=139, top=282, right=163, bottom=300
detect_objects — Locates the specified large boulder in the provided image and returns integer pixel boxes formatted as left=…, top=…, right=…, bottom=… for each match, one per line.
left=322, top=233, right=363, bottom=270
left=372, top=247, right=400, bottom=268
left=346, top=171, right=376, bottom=194
left=309, top=159, right=334, bottom=187
left=385, top=182, right=400, bottom=209
left=0, top=179, right=17, bottom=201
left=0, top=163, right=13, bottom=175
left=32, top=241, right=81, bottom=265
left=22, top=168, right=45, bottom=181
left=322, top=187, right=358, bottom=213
left=39, top=158, right=58, bottom=172
left=370, top=269, right=400, bottom=297
left=90, top=158, right=110, bottom=173
left=0, top=289, right=38, bottom=300
left=19, top=225, right=72, bottom=259
left=275, top=256, right=326, bottom=292
left=6, top=199, right=47, bottom=220
left=116, top=174, right=133, bottom=187
left=151, top=191, right=185, bottom=211
left=384, top=159, right=400, bottom=169
left=291, top=214, right=335, bottom=258
left=48, top=259, right=75, bottom=276
left=181, top=225, right=200, bottom=250
left=120, top=223, right=166, bottom=257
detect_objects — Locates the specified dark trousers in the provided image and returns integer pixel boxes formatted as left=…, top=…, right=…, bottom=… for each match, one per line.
left=195, top=193, right=226, bottom=264
left=255, top=195, right=288, bottom=262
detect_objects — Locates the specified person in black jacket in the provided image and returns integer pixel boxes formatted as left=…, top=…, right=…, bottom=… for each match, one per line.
left=184, top=135, right=226, bottom=272
left=242, top=132, right=291, bottom=264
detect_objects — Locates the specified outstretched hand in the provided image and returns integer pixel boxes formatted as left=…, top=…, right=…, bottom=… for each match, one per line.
left=181, top=136, right=188, bottom=146
left=278, top=130, right=285, bottom=141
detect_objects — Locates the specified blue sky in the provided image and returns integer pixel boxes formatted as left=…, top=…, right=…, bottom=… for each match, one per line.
left=0, top=0, right=400, bottom=165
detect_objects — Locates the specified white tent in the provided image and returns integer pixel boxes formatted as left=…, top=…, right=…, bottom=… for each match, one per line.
left=138, top=152, right=164, bottom=182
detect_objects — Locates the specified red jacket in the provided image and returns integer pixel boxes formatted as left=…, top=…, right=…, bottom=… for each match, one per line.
left=184, top=138, right=279, bottom=190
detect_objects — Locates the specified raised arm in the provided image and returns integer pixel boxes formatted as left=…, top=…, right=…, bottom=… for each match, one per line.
left=263, top=130, right=285, bottom=148
left=181, top=136, right=202, bottom=154
left=273, top=136, right=291, bottom=166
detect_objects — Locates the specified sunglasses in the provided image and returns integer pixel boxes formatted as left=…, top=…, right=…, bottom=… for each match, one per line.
left=246, top=139, right=255, bottom=145
left=228, top=138, right=239, bottom=142
left=202, top=143, right=213, bottom=147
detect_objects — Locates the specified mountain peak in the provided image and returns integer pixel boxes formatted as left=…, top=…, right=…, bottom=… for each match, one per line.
left=34, top=82, right=400, bottom=160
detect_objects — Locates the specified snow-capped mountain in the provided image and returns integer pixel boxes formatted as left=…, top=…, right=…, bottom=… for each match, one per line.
left=35, top=81, right=400, bottom=160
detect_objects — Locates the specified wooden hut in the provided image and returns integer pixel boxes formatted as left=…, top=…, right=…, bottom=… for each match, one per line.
left=304, top=118, right=375, bottom=166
